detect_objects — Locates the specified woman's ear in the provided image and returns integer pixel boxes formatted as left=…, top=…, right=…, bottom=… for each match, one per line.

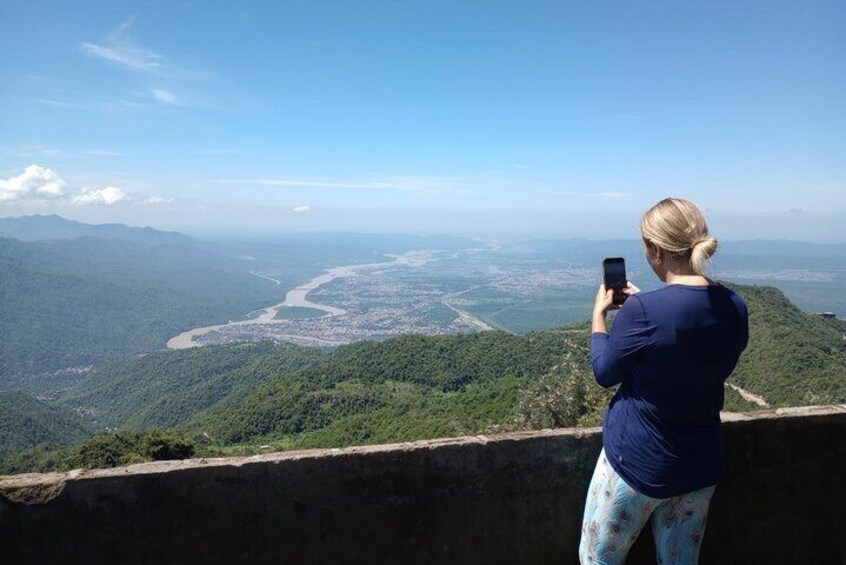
left=645, top=240, right=665, bottom=266
left=644, top=239, right=668, bottom=280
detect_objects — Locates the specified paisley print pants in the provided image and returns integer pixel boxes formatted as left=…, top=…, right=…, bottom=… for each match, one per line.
left=578, top=448, right=716, bottom=565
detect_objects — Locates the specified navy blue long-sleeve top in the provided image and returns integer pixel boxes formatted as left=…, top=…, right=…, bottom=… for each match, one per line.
left=590, top=281, right=749, bottom=498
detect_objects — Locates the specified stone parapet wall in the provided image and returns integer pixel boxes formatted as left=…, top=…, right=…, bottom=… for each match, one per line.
left=1, top=405, right=844, bottom=564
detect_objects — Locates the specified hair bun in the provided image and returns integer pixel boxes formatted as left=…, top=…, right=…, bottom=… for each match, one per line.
left=689, top=236, right=718, bottom=275
left=691, top=236, right=714, bottom=249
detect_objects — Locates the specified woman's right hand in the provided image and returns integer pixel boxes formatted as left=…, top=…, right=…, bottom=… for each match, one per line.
left=624, top=281, right=641, bottom=295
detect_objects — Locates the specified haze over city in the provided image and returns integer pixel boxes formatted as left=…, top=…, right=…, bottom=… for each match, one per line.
left=1, top=0, right=844, bottom=240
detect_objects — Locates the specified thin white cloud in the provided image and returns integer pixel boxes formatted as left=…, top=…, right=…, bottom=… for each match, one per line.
left=17, top=146, right=63, bottom=158
left=34, top=98, right=79, bottom=109
left=106, top=100, right=151, bottom=111
left=196, top=148, right=238, bottom=155
left=35, top=98, right=151, bottom=113
left=72, top=186, right=128, bottom=206
left=144, top=195, right=175, bottom=205
left=214, top=176, right=469, bottom=195
left=152, top=89, right=179, bottom=105
left=87, top=149, right=123, bottom=157
left=216, top=178, right=393, bottom=189
left=80, top=18, right=163, bottom=73
left=547, top=191, right=634, bottom=198
left=61, top=20, right=216, bottom=113
left=0, top=165, right=66, bottom=201
left=293, top=205, right=311, bottom=213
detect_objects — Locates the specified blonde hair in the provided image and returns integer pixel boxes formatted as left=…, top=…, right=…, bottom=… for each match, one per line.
left=640, top=198, right=718, bottom=276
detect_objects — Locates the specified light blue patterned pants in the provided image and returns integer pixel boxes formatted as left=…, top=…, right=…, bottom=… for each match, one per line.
left=578, top=448, right=716, bottom=565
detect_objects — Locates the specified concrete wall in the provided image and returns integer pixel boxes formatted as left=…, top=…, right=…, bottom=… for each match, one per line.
left=1, top=406, right=844, bottom=565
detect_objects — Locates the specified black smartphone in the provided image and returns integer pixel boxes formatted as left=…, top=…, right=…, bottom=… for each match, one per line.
left=602, top=257, right=628, bottom=306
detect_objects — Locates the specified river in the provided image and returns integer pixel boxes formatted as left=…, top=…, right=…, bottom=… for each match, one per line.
left=166, top=250, right=439, bottom=350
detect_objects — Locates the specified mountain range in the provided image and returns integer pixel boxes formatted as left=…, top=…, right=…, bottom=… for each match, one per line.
left=0, top=215, right=843, bottom=474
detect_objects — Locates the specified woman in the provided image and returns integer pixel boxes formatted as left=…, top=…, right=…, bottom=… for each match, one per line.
left=578, top=198, right=749, bottom=565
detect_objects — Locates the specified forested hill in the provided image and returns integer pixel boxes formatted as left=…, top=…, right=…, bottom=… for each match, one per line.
left=722, top=282, right=846, bottom=406
left=0, top=214, right=191, bottom=243
left=0, top=391, right=93, bottom=456
left=183, top=328, right=586, bottom=446
left=0, top=235, right=281, bottom=379
left=59, top=343, right=334, bottom=429
left=2, top=282, right=844, bottom=474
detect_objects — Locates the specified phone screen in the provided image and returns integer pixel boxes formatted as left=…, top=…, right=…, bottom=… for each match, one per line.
left=603, top=258, right=627, bottom=305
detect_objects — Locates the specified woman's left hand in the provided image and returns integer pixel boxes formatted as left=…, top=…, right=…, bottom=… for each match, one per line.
left=624, top=281, right=641, bottom=295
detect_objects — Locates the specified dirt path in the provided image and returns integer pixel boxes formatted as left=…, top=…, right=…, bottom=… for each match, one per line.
left=727, top=382, right=769, bottom=407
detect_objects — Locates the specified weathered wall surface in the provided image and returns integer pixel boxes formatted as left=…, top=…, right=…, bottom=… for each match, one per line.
left=1, top=406, right=844, bottom=565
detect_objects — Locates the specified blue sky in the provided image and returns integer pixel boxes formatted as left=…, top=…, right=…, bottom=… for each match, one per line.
left=1, top=0, right=844, bottom=240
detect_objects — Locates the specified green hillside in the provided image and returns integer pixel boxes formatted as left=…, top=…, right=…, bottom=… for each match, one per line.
left=723, top=282, right=846, bottom=406
left=0, top=236, right=282, bottom=380
left=59, top=342, right=334, bottom=429
left=0, top=391, right=93, bottom=455
left=185, top=328, right=587, bottom=445
left=2, top=282, right=843, bottom=475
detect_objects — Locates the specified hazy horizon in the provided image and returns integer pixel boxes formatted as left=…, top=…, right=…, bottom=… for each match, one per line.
left=3, top=210, right=846, bottom=245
